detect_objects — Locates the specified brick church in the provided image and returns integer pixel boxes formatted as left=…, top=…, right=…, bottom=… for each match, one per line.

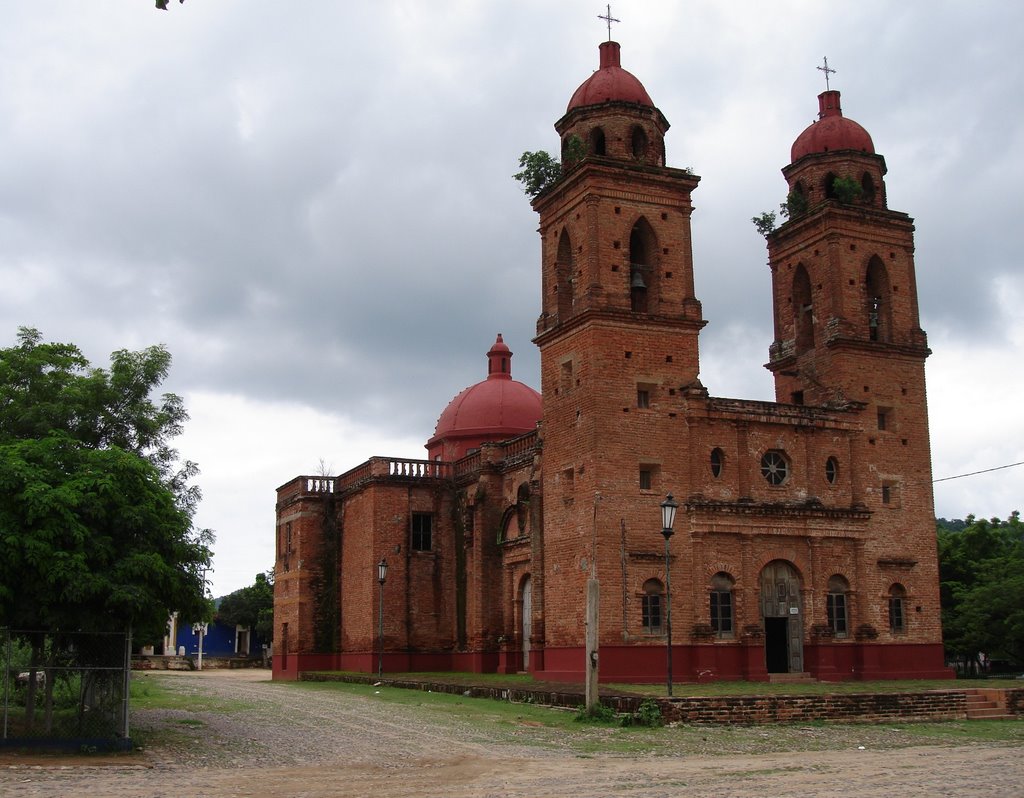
left=273, top=39, right=950, bottom=682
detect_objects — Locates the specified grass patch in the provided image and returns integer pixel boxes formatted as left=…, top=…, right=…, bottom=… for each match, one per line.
left=305, top=670, right=539, bottom=686
left=130, top=673, right=255, bottom=713
left=290, top=680, right=671, bottom=753
left=284, top=679, right=1024, bottom=758
left=897, top=719, right=1024, bottom=744
left=306, top=670, right=1021, bottom=698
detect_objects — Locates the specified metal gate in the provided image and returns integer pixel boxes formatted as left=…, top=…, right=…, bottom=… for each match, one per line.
left=1, top=628, right=131, bottom=749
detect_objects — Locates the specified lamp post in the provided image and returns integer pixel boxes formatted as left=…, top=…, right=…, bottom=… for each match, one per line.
left=660, top=493, right=678, bottom=697
left=376, top=558, right=388, bottom=679
left=191, top=622, right=208, bottom=671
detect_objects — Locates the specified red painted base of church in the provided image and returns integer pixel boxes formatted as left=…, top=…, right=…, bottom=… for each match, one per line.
left=536, top=642, right=952, bottom=683
left=274, top=642, right=952, bottom=682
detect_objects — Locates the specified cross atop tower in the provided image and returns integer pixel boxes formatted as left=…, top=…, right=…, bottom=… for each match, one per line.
left=817, top=56, right=837, bottom=91
left=598, top=4, right=620, bottom=41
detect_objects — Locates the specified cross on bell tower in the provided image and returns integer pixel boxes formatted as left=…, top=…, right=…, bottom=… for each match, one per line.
left=597, top=4, right=620, bottom=41
left=817, top=56, right=837, bottom=90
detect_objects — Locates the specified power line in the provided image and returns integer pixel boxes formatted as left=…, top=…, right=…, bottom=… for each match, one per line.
left=933, top=461, right=1024, bottom=484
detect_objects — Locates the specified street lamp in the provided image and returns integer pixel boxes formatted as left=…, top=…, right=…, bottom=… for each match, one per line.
left=660, top=493, right=678, bottom=697
left=191, top=622, right=208, bottom=671
left=377, top=557, right=388, bottom=679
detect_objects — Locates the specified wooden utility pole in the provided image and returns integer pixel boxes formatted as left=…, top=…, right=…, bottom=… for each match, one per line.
left=585, top=577, right=600, bottom=711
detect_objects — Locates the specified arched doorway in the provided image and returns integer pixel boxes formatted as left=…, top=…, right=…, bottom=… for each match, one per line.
left=519, top=575, right=532, bottom=671
left=759, top=560, right=803, bottom=673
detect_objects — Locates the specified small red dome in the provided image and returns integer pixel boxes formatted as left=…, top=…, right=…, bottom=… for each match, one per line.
left=426, top=335, right=542, bottom=462
left=791, top=91, right=874, bottom=162
left=567, top=41, right=654, bottom=112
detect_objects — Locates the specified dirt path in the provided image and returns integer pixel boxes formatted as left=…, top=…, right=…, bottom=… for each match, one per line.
left=2, top=670, right=1021, bottom=797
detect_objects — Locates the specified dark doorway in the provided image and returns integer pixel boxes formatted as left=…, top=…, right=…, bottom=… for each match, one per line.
left=765, top=617, right=789, bottom=673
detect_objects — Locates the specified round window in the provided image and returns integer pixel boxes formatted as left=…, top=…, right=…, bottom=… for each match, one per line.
left=760, top=451, right=789, bottom=486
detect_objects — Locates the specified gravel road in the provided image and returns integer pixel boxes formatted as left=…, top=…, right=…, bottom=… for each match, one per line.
left=1, top=669, right=1022, bottom=797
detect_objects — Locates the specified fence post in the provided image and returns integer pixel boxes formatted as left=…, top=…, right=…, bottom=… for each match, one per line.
left=2, top=628, right=9, bottom=741
left=121, top=626, right=131, bottom=740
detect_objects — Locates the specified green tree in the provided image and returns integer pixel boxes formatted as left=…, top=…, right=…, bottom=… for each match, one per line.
left=751, top=211, right=776, bottom=237
left=831, top=175, right=864, bottom=204
left=513, top=150, right=563, bottom=199
left=217, top=571, right=274, bottom=641
left=779, top=190, right=809, bottom=220
left=0, top=328, right=213, bottom=639
left=938, top=513, right=1024, bottom=670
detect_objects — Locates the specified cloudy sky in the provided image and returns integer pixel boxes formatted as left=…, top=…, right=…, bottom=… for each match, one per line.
left=2, top=1, right=1021, bottom=597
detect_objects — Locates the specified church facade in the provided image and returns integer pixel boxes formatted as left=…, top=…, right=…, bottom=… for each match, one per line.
left=273, top=40, right=950, bottom=683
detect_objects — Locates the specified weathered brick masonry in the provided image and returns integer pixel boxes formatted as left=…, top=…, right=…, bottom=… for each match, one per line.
left=274, top=39, right=952, bottom=684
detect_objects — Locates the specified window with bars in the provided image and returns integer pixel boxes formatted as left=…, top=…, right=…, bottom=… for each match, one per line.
left=709, top=572, right=734, bottom=637
left=411, top=513, right=433, bottom=551
left=889, top=584, right=907, bottom=634
left=641, top=579, right=663, bottom=633
left=826, top=575, right=849, bottom=637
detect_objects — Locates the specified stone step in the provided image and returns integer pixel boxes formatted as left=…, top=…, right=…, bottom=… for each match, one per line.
left=961, top=687, right=1011, bottom=719
left=966, top=707, right=1014, bottom=720
left=767, top=672, right=816, bottom=683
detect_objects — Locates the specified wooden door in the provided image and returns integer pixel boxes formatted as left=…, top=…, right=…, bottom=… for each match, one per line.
left=759, top=560, right=803, bottom=673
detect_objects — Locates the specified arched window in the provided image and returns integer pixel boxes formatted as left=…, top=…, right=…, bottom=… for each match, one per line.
left=628, top=218, right=658, bottom=313
left=709, top=572, right=735, bottom=637
left=589, top=126, right=606, bottom=156
left=865, top=256, right=893, bottom=342
left=641, top=579, right=664, bottom=633
left=826, top=575, right=850, bottom=637
left=631, top=125, right=648, bottom=159
left=556, top=228, right=574, bottom=318
left=888, top=584, right=907, bottom=634
left=861, top=172, right=876, bottom=204
left=793, top=264, right=814, bottom=353
left=824, top=171, right=839, bottom=199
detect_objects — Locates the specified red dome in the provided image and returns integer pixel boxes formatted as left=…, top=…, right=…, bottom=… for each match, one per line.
left=426, top=335, right=542, bottom=462
left=791, top=91, right=874, bottom=162
left=567, top=41, right=654, bottom=112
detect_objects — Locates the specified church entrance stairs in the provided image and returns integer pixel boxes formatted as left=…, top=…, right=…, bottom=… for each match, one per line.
left=962, top=688, right=1014, bottom=720
left=768, top=672, right=816, bottom=684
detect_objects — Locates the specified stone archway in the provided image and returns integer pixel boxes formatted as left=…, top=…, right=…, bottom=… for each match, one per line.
left=759, top=560, right=804, bottom=673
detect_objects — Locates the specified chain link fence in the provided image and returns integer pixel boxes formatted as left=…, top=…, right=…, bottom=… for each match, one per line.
left=1, top=628, right=131, bottom=750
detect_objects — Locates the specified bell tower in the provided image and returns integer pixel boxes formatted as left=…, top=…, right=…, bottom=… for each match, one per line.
left=765, top=85, right=936, bottom=530
left=531, top=40, right=706, bottom=652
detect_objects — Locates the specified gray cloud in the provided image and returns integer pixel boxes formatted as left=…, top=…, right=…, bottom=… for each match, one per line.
left=2, top=1, right=1021, bottom=593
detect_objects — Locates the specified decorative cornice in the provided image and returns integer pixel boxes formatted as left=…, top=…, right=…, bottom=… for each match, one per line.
left=684, top=499, right=871, bottom=521
left=534, top=306, right=706, bottom=347
left=877, top=557, right=918, bottom=569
